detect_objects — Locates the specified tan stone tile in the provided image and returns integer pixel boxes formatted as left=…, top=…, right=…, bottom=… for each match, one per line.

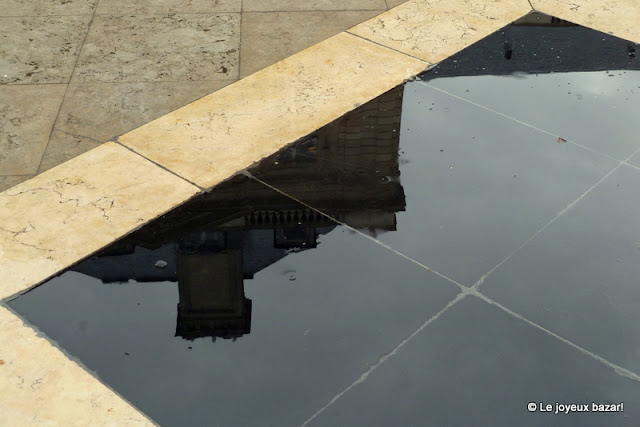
left=96, top=0, right=241, bottom=14
left=0, top=16, right=91, bottom=84
left=0, top=142, right=199, bottom=299
left=72, top=14, right=240, bottom=83
left=37, top=131, right=102, bottom=173
left=119, top=32, right=428, bottom=189
left=243, top=0, right=387, bottom=11
left=55, top=81, right=234, bottom=143
left=349, top=0, right=532, bottom=63
left=386, top=0, right=409, bottom=7
left=0, top=0, right=98, bottom=16
left=0, top=175, right=33, bottom=192
left=0, top=85, right=67, bottom=175
left=531, top=0, right=640, bottom=44
left=0, top=306, right=153, bottom=425
left=240, top=10, right=384, bottom=78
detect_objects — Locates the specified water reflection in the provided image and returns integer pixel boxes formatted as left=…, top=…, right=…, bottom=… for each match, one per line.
left=9, top=13, right=640, bottom=427
left=73, top=86, right=406, bottom=342
left=421, top=11, right=639, bottom=79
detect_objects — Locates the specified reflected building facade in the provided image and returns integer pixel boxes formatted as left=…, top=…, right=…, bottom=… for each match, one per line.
left=73, top=86, right=406, bottom=342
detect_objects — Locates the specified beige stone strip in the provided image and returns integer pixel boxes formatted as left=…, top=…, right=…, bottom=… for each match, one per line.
left=348, top=0, right=532, bottom=63
left=531, top=0, right=640, bottom=44
left=118, top=32, right=429, bottom=189
left=0, top=142, right=199, bottom=300
left=0, top=305, right=154, bottom=426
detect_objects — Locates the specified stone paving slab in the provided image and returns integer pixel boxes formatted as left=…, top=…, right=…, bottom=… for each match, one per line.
left=0, top=306, right=155, bottom=426
left=349, top=0, right=532, bottom=63
left=243, top=0, right=387, bottom=11
left=3, top=0, right=640, bottom=424
left=532, top=0, right=640, bottom=43
left=0, top=15, right=91, bottom=85
left=1, top=0, right=98, bottom=17
left=0, top=142, right=199, bottom=300
left=95, top=0, right=242, bottom=15
left=118, top=31, right=428, bottom=189
left=71, top=14, right=241, bottom=83
left=54, top=81, right=234, bottom=143
left=240, top=10, right=384, bottom=78
left=0, top=84, right=67, bottom=175
left=0, top=2, right=402, bottom=192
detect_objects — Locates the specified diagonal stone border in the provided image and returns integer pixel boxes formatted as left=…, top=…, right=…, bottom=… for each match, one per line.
left=2, top=0, right=640, bottom=424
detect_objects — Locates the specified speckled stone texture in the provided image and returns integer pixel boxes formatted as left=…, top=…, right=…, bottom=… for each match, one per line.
left=240, top=10, right=384, bottom=78
left=0, top=15, right=91, bottom=84
left=0, top=142, right=199, bottom=300
left=96, top=0, right=242, bottom=14
left=53, top=81, right=234, bottom=142
left=531, top=0, right=640, bottom=44
left=0, top=0, right=99, bottom=16
left=0, top=85, right=67, bottom=175
left=0, top=175, right=33, bottom=193
left=118, top=32, right=429, bottom=188
left=0, top=306, right=154, bottom=425
left=72, top=14, right=241, bottom=83
left=349, top=0, right=532, bottom=63
left=243, top=0, right=387, bottom=11
left=0, top=3, right=403, bottom=191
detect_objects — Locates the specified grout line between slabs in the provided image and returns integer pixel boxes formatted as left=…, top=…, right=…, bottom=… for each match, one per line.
left=346, top=30, right=433, bottom=65
left=421, top=82, right=640, bottom=174
left=113, top=139, right=205, bottom=191
left=419, top=82, right=626, bottom=165
left=416, top=83, right=640, bottom=292
left=469, top=153, right=636, bottom=291
left=6, top=3, right=638, bottom=424
left=300, top=291, right=470, bottom=427
left=300, top=284, right=640, bottom=426
left=473, top=290, right=640, bottom=382
left=245, top=172, right=467, bottom=291
left=35, top=0, right=101, bottom=175
left=248, top=171, right=640, bottom=426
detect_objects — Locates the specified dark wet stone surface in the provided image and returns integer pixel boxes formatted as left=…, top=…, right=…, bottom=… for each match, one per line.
left=421, top=13, right=640, bottom=161
left=306, top=296, right=640, bottom=427
left=480, top=165, right=640, bottom=374
left=8, top=181, right=459, bottom=427
left=252, top=81, right=619, bottom=287
left=6, top=12, right=640, bottom=426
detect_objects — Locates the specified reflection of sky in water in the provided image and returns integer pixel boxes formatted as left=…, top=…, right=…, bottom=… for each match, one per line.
left=423, top=71, right=640, bottom=160
left=385, top=79, right=621, bottom=286
left=9, top=225, right=457, bottom=426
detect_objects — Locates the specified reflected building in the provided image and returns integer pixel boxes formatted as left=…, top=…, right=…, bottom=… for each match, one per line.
left=423, top=11, right=639, bottom=79
left=73, top=86, right=406, bottom=342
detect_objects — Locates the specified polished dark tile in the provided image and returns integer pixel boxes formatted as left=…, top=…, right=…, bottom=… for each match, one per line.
left=628, top=151, right=640, bottom=169
left=8, top=180, right=459, bottom=427
left=481, top=164, right=640, bottom=373
left=308, top=296, right=640, bottom=427
left=7, top=13, right=640, bottom=427
left=253, top=81, right=618, bottom=286
left=421, top=20, right=640, bottom=161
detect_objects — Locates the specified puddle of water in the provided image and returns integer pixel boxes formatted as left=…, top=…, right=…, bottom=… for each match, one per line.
left=7, top=12, right=640, bottom=426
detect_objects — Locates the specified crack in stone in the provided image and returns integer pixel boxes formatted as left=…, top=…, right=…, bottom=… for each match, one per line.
left=54, top=129, right=105, bottom=145
left=0, top=223, right=35, bottom=238
left=3, top=180, right=114, bottom=232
